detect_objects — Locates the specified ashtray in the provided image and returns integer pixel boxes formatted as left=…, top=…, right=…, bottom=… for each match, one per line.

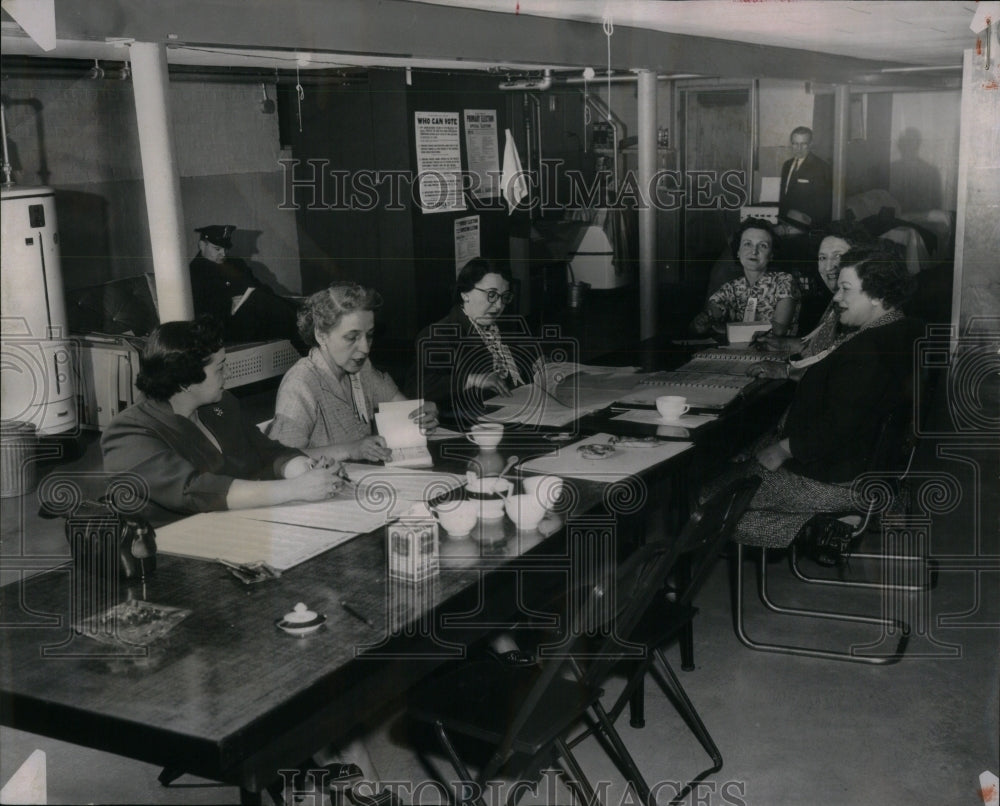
left=82, top=600, right=191, bottom=647
left=577, top=443, right=616, bottom=460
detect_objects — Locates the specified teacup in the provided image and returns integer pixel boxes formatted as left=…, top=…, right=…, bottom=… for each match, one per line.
left=465, top=476, right=513, bottom=520
left=521, top=475, right=565, bottom=512
left=467, top=423, right=504, bottom=450
left=656, top=395, right=690, bottom=421
left=504, top=494, right=547, bottom=532
left=432, top=500, right=479, bottom=537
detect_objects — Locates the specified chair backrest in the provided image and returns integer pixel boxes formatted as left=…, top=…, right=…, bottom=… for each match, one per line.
left=570, top=536, right=689, bottom=690
left=672, top=475, right=763, bottom=610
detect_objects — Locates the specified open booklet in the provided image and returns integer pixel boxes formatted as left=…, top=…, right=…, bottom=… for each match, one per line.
left=483, top=362, right=641, bottom=427
left=373, top=398, right=433, bottom=468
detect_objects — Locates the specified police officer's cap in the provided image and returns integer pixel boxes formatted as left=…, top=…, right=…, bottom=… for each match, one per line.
left=195, top=225, right=235, bottom=249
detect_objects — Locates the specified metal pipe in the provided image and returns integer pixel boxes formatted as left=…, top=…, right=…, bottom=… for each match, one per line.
left=637, top=70, right=657, bottom=340
left=0, top=103, right=13, bottom=186
left=499, top=68, right=553, bottom=91
left=561, top=73, right=701, bottom=85
left=832, top=85, right=850, bottom=222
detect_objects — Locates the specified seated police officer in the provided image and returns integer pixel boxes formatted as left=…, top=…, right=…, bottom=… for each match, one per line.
left=189, top=224, right=304, bottom=351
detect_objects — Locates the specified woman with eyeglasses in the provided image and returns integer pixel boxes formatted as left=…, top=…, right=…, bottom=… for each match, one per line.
left=268, top=282, right=438, bottom=462
left=408, top=258, right=539, bottom=427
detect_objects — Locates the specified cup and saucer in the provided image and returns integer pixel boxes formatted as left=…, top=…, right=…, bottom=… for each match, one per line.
left=655, top=395, right=691, bottom=424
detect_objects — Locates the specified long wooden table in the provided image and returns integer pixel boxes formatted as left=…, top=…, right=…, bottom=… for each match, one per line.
left=0, top=349, right=785, bottom=801
left=0, top=430, right=699, bottom=801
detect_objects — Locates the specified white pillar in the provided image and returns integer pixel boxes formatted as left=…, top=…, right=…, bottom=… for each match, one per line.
left=637, top=70, right=657, bottom=340
left=130, top=41, right=193, bottom=321
left=831, top=85, right=850, bottom=222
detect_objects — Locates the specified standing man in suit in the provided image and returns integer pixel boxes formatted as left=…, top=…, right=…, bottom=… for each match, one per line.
left=779, top=126, right=832, bottom=226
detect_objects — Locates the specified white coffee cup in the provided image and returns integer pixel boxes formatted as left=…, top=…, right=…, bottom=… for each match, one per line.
left=432, top=500, right=479, bottom=537
left=467, top=422, right=504, bottom=450
left=656, top=395, right=690, bottom=421
left=504, top=494, right=547, bottom=532
left=521, top=475, right=565, bottom=512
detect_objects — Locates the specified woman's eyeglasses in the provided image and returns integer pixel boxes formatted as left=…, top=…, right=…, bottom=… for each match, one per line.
left=472, top=287, right=514, bottom=305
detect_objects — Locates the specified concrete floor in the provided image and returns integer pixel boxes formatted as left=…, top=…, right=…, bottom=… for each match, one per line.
left=2, top=386, right=997, bottom=805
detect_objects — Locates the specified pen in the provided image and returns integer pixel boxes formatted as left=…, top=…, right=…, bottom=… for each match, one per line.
left=340, top=599, right=374, bottom=628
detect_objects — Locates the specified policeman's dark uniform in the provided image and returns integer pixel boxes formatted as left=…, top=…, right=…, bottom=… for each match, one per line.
left=189, top=225, right=304, bottom=351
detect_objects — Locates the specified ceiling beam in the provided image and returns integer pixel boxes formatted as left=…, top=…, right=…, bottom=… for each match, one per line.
left=49, top=0, right=915, bottom=82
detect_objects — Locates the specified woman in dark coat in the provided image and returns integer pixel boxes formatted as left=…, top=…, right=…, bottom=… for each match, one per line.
left=408, top=258, right=540, bottom=428
left=710, top=245, right=922, bottom=547
left=101, top=317, right=345, bottom=525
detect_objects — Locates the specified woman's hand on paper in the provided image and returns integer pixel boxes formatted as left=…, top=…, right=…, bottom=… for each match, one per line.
left=296, top=465, right=349, bottom=501
left=282, top=455, right=316, bottom=479
left=752, top=333, right=802, bottom=353
left=746, top=361, right=789, bottom=380
left=350, top=434, right=392, bottom=463
left=409, top=401, right=439, bottom=433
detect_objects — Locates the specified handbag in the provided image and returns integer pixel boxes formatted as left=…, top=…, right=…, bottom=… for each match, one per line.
left=796, top=514, right=857, bottom=569
left=64, top=498, right=157, bottom=581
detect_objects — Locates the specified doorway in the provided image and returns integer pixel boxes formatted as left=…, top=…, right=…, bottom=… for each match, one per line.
left=677, top=84, right=754, bottom=292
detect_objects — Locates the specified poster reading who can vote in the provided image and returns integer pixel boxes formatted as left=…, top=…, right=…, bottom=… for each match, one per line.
left=414, top=111, right=466, bottom=214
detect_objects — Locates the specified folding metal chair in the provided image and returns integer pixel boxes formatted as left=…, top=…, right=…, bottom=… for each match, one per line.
left=407, top=523, right=686, bottom=805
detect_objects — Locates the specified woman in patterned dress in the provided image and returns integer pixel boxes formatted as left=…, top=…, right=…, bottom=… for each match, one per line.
left=691, top=217, right=800, bottom=337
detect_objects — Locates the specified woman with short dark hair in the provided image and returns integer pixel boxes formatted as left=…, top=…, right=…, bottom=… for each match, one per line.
left=691, top=218, right=800, bottom=337
left=101, top=316, right=346, bottom=525
left=408, top=258, right=540, bottom=427
left=268, top=282, right=437, bottom=462
left=708, top=245, right=921, bottom=545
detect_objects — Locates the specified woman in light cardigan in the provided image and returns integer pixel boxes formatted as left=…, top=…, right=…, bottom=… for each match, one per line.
left=268, top=282, right=437, bottom=461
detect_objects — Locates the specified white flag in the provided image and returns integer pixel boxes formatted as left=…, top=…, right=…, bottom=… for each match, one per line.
left=500, top=128, right=528, bottom=214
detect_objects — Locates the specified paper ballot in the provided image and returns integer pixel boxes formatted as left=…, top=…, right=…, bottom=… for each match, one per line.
left=374, top=399, right=433, bottom=468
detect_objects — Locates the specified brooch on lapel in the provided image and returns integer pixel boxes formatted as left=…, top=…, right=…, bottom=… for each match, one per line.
left=212, top=407, right=224, bottom=417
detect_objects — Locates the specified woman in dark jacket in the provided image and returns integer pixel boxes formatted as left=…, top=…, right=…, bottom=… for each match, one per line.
left=711, top=245, right=922, bottom=546
left=408, top=258, right=540, bottom=428
left=101, top=316, right=345, bottom=525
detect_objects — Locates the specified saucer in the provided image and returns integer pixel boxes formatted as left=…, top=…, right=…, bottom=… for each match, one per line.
left=657, top=415, right=689, bottom=425
left=275, top=613, right=326, bottom=637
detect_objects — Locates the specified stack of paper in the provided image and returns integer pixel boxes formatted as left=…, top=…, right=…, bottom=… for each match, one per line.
left=617, top=371, right=761, bottom=410
left=156, top=465, right=465, bottom=571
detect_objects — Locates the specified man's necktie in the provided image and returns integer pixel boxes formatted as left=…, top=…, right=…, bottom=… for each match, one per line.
left=785, top=158, right=802, bottom=193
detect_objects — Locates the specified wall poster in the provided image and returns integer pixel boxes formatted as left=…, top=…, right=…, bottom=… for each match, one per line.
left=454, top=215, right=480, bottom=273
left=463, top=109, right=500, bottom=199
left=414, top=111, right=466, bottom=214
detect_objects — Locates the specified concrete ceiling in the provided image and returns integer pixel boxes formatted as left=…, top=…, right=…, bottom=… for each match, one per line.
left=412, top=0, right=979, bottom=68
left=0, top=0, right=984, bottom=80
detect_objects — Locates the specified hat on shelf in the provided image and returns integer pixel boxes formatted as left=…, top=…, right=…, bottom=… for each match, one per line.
left=195, top=225, right=235, bottom=249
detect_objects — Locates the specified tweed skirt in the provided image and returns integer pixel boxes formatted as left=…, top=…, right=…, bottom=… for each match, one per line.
left=701, top=458, right=855, bottom=549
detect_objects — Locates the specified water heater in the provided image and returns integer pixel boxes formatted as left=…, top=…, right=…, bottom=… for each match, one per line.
left=1, top=186, right=78, bottom=434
